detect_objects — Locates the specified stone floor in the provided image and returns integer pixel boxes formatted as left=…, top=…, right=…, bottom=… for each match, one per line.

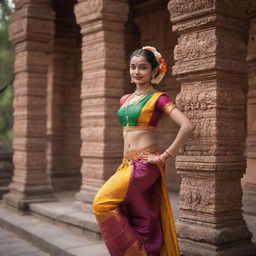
left=0, top=191, right=255, bottom=256
left=0, top=227, right=50, bottom=256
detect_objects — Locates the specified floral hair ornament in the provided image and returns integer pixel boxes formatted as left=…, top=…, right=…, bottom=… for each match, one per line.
left=142, top=46, right=167, bottom=84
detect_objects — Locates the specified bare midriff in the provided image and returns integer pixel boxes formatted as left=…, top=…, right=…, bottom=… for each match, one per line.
left=123, top=130, right=156, bottom=153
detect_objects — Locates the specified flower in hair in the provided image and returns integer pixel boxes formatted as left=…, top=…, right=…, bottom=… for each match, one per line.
left=142, top=46, right=167, bottom=84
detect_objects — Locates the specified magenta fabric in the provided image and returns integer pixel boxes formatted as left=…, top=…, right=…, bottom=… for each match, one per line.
left=120, top=160, right=162, bottom=255
left=148, top=94, right=172, bottom=126
left=155, top=94, right=173, bottom=112
left=99, top=208, right=140, bottom=255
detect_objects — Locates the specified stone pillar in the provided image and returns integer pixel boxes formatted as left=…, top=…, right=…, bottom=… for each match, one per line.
left=3, top=0, right=56, bottom=211
left=73, top=0, right=129, bottom=211
left=168, top=1, right=256, bottom=255
left=243, top=14, right=256, bottom=215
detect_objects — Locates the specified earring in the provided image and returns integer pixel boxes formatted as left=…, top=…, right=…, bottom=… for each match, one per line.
left=130, top=78, right=134, bottom=83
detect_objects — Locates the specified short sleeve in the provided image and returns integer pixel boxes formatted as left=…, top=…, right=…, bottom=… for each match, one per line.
left=155, top=94, right=177, bottom=115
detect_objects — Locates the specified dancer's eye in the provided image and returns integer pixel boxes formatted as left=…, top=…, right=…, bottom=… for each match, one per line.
left=139, top=65, right=148, bottom=70
left=130, top=64, right=149, bottom=70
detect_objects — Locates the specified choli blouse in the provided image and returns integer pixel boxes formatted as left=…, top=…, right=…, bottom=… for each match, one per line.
left=116, top=91, right=177, bottom=132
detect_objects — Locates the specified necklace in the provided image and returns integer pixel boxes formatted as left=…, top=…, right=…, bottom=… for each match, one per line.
left=134, top=86, right=154, bottom=96
left=125, top=89, right=155, bottom=127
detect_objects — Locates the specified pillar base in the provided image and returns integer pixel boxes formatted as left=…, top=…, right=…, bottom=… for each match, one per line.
left=73, top=189, right=97, bottom=213
left=3, top=189, right=57, bottom=213
left=179, top=238, right=256, bottom=256
left=177, top=221, right=256, bottom=256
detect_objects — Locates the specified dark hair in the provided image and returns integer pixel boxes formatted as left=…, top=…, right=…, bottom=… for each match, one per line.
left=129, top=49, right=159, bottom=69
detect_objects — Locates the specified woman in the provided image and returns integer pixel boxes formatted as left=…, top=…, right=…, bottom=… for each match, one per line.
left=93, top=46, right=194, bottom=256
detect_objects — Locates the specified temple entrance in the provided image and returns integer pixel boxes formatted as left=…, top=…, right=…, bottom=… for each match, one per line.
left=46, top=0, right=82, bottom=192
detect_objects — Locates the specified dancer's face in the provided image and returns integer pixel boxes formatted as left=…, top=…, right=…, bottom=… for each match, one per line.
left=130, top=56, right=153, bottom=86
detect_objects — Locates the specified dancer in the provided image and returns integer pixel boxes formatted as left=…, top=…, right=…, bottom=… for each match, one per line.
left=93, top=46, right=194, bottom=256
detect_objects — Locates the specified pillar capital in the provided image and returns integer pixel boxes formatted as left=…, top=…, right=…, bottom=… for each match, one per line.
left=75, top=0, right=129, bottom=33
left=168, top=0, right=249, bottom=34
left=9, top=1, right=54, bottom=46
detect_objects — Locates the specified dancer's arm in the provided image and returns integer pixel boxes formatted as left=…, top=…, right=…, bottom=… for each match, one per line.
left=143, top=107, right=194, bottom=164
left=164, top=107, right=194, bottom=155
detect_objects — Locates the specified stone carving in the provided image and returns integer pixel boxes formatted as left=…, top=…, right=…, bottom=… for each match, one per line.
left=174, top=30, right=217, bottom=61
left=168, top=0, right=214, bottom=19
left=79, top=0, right=103, bottom=16
left=75, top=0, right=129, bottom=25
left=172, top=16, right=216, bottom=32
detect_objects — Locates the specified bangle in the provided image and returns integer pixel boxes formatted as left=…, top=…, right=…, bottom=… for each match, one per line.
left=165, top=150, right=174, bottom=157
left=156, top=155, right=163, bottom=164
left=158, top=154, right=166, bottom=163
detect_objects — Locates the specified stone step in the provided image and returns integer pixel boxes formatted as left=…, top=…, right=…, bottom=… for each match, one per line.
left=0, top=226, right=50, bottom=256
left=0, top=204, right=109, bottom=256
left=29, top=200, right=100, bottom=240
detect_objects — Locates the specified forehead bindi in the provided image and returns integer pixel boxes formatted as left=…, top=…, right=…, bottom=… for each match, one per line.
left=130, top=56, right=150, bottom=66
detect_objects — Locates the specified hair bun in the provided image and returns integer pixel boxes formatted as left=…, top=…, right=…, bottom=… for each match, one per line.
left=142, top=46, right=167, bottom=84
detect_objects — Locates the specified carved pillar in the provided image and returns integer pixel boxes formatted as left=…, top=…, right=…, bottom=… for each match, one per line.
left=243, top=12, right=256, bottom=215
left=73, top=0, right=129, bottom=211
left=168, top=1, right=256, bottom=255
left=3, top=0, right=55, bottom=211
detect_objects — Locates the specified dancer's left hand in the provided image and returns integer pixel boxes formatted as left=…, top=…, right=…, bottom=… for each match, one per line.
left=140, top=154, right=160, bottom=164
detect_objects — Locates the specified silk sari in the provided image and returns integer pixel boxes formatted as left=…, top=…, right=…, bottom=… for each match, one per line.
left=93, top=146, right=180, bottom=256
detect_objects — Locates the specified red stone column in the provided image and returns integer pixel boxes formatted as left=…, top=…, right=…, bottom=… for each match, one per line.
left=168, top=1, right=256, bottom=255
left=243, top=16, right=256, bottom=215
left=73, top=0, right=129, bottom=211
left=3, top=0, right=55, bottom=211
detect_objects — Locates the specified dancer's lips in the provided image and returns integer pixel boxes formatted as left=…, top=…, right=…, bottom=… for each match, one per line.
left=134, top=76, right=142, bottom=80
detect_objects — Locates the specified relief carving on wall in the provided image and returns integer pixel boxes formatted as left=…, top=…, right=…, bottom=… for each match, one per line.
left=174, top=30, right=217, bottom=61
left=168, top=0, right=214, bottom=19
left=75, top=0, right=103, bottom=17
left=179, top=177, right=215, bottom=212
